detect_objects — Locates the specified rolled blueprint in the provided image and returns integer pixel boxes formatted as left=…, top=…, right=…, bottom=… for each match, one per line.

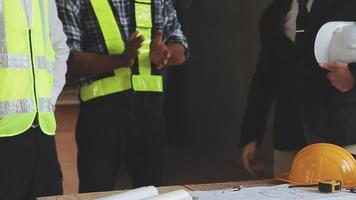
left=97, top=186, right=159, bottom=200
left=145, top=190, right=192, bottom=200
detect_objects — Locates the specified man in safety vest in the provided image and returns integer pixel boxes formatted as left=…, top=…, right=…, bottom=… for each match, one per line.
left=56, top=0, right=188, bottom=192
left=0, top=0, right=69, bottom=199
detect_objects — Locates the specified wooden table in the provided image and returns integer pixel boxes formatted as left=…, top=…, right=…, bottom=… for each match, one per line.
left=38, top=179, right=282, bottom=200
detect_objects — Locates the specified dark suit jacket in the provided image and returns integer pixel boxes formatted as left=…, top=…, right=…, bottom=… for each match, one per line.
left=240, top=0, right=356, bottom=151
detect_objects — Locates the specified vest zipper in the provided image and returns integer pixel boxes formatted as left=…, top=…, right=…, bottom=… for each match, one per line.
left=28, top=30, right=39, bottom=123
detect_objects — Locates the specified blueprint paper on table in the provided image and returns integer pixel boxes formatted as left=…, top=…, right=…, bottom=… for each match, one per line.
left=96, top=187, right=191, bottom=200
left=145, top=190, right=192, bottom=200
left=189, top=184, right=356, bottom=200
left=97, top=186, right=158, bottom=200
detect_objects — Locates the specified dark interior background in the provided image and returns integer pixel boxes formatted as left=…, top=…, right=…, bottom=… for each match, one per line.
left=165, top=0, right=274, bottom=166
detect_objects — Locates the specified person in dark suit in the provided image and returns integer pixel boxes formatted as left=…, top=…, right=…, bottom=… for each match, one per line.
left=240, top=0, right=356, bottom=177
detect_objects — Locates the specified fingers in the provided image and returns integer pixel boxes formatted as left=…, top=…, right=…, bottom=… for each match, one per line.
left=326, top=72, right=335, bottom=82
left=327, top=72, right=342, bottom=91
left=320, top=62, right=348, bottom=71
left=155, top=30, right=164, bottom=42
left=124, top=33, right=145, bottom=66
left=241, top=142, right=258, bottom=177
left=164, top=49, right=171, bottom=65
left=126, top=30, right=170, bottom=68
left=320, top=63, right=337, bottom=71
left=128, top=32, right=144, bottom=50
left=330, top=82, right=352, bottom=93
left=129, top=32, right=138, bottom=41
left=326, top=71, right=355, bottom=93
left=150, top=29, right=171, bottom=69
left=128, top=35, right=145, bottom=50
left=156, top=48, right=171, bottom=69
left=243, top=157, right=258, bottom=177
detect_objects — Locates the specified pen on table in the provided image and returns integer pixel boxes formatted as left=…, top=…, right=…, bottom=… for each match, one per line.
left=222, top=185, right=244, bottom=193
left=288, top=184, right=318, bottom=188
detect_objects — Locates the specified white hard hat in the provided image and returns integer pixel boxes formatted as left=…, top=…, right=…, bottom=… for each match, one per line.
left=315, top=21, right=356, bottom=63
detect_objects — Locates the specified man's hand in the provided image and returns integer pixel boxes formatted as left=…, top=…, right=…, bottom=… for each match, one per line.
left=122, top=32, right=144, bottom=67
left=150, top=30, right=171, bottom=70
left=240, top=141, right=264, bottom=177
left=320, top=62, right=355, bottom=93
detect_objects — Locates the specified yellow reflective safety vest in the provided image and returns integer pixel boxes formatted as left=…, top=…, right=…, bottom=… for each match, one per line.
left=0, top=0, right=57, bottom=137
left=81, top=0, right=163, bottom=102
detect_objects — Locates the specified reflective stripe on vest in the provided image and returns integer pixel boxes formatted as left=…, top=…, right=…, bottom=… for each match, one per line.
left=0, top=98, right=53, bottom=116
left=132, top=0, right=163, bottom=92
left=81, top=0, right=162, bottom=102
left=80, top=0, right=132, bottom=102
left=0, top=0, right=56, bottom=137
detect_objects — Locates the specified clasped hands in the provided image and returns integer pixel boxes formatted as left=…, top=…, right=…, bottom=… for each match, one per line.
left=121, top=30, right=171, bottom=70
left=320, top=62, right=355, bottom=93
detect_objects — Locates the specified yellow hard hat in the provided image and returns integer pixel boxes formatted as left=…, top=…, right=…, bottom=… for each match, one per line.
left=275, top=143, right=356, bottom=187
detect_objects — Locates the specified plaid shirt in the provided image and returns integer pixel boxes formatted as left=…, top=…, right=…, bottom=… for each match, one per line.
left=56, top=0, right=188, bottom=84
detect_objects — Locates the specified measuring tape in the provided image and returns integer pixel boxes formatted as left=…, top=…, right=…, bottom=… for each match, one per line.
left=318, top=180, right=342, bottom=193
left=289, top=180, right=356, bottom=193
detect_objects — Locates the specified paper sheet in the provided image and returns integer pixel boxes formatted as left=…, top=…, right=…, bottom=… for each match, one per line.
left=146, top=190, right=191, bottom=200
left=97, top=186, right=159, bottom=200
left=189, top=184, right=356, bottom=200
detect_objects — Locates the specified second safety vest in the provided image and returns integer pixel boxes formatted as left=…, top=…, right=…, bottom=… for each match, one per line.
left=80, top=0, right=163, bottom=102
left=0, top=0, right=57, bottom=137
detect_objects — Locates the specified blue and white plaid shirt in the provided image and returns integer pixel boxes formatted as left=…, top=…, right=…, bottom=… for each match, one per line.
left=56, top=0, right=188, bottom=84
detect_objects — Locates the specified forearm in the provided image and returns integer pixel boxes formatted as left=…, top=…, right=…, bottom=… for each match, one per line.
left=166, top=43, right=186, bottom=66
left=68, top=52, right=129, bottom=74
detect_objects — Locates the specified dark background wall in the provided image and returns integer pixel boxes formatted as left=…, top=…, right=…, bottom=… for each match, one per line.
left=165, top=0, right=274, bottom=164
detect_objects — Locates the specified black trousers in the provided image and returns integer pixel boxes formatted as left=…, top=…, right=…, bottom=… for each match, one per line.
left=0, top=127, right=63, bottom=200
left=76, top=92, right=168, bottom=193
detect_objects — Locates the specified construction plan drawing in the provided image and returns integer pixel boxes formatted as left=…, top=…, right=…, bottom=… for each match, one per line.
left=189, top=184, right=356, bottom=200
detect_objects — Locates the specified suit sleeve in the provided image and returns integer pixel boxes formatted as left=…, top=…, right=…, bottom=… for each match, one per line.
left=239, top=9, right=279, bottom=148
